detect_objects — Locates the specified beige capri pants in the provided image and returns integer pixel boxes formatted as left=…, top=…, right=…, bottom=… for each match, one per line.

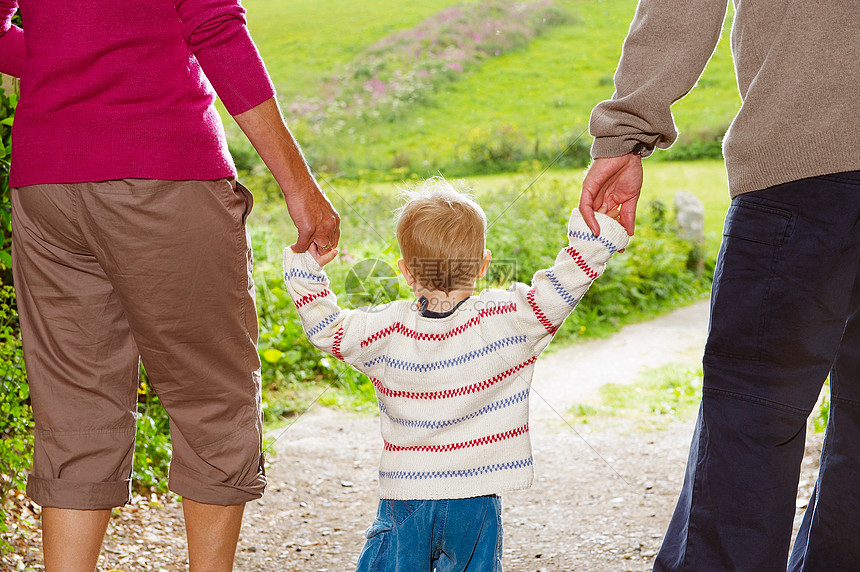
left=11, top=178, right=266, bottom=509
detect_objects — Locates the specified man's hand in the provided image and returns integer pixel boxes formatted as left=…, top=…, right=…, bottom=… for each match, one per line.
left=579, top=154, right=643, bottom=236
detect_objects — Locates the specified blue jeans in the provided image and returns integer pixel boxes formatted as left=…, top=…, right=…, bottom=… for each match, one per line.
left=355, top=495, right=503, bottom=572
left=654, top=171, right=860, bottom=571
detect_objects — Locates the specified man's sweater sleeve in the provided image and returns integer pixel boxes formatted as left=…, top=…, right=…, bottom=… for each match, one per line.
left=173, top=0, right=275, bottom=116
left=283, top=249, right=368, bottom=366
left=589, top=0, right=730, bottom=158
left=0, top=0, right=24, bottom=77
left=512, top=209, right=629, bottom=353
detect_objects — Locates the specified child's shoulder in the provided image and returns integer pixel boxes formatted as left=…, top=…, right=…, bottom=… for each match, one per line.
left=473, top=285, right=525, bottom=311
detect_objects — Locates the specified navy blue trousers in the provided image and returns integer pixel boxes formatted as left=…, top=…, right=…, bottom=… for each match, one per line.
left=654, top=170, right=860, bottom=571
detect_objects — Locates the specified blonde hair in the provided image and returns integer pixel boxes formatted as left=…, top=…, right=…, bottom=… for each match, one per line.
left=395, top=177, right=487, bottom=293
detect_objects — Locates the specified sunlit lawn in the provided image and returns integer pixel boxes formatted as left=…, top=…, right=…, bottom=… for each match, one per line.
left=250, top=159, right=730, bottom=261
left=237, top=0, right=741, bottom=173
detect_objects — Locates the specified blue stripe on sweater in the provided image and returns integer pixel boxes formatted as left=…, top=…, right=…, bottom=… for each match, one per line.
left=569, top=229, right=617, bottom=254
left=379, top=389, right=529, bottom=430
left=545, top=270, right=579, bottom=307
left=363, top=335, right=527, bottom=371
left=285, top=268, right=327, bottom=283
left=307, top=312, right=340, bottom=337
left=380, top=456, right=534, bottom=481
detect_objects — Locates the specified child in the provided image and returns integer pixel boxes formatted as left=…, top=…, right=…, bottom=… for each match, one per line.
left=283, top=177, right=630, bottom=571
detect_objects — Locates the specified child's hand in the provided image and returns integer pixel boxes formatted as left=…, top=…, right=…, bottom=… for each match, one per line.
left=307, top=242, right=338, bottom=266
left=596, top=203, right=626, bottom=252
left=597, top=202, right=622, bottom=221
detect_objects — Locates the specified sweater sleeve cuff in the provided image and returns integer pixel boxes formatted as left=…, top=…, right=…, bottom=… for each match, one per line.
left=590, top=135, right=655, bottom=160
left=0, top=25, right=25, bottom=78
left=196, top=27, right=276, bottom=115
left=283, top=248, right=325, bottom=278
left=569, top=208, right=630, bottom=252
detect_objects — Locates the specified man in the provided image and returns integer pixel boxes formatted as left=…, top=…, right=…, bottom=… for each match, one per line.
left=579, top=1, right=860, bottom=570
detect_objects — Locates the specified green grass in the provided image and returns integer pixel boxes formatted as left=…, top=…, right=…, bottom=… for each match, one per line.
left=569, top=362, right=704, bottom=430
left=247, top=159, right=729, bottom=259
left=237, top=0, right=741, bottom=176
left=465, top=159, right=731, bottom=253
left=243, top=0, right=481, bottom=101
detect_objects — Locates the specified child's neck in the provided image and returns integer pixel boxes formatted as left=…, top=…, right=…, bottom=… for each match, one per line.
left=415, top=286, right=474, bottom=315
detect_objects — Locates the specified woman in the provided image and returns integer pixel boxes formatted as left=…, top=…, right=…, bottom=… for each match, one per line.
left=0, top=1, right=339, bottom=570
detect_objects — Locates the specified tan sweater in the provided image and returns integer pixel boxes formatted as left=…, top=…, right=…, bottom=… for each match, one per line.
left=590, top=0, right=860, bottom=197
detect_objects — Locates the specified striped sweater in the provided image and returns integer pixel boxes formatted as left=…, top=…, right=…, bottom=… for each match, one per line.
left=283, top=209, right=630, bottom=500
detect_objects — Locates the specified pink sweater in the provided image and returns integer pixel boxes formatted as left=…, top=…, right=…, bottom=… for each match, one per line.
left=0, top=0, right=276, bottom=187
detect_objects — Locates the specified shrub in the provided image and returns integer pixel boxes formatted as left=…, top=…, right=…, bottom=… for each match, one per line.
left=481, top=178, right=713, bottom=341
left=0, top=77, right=26, bottom=554
left=253, top=246, right=383, bottom=420
left=0, top=285, right=31, bottom=552
left=132, top=368, right=172, bottom=494
left=1, top=81, right=17, bottom=283
left=465, top=124, right=529, bottom=172
left=659, top=125, right=728, bottom=162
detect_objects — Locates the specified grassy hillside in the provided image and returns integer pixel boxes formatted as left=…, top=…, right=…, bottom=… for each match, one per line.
left=243, top=0, right=481, bottom=100
left=238, top=0, right=741, bottom=178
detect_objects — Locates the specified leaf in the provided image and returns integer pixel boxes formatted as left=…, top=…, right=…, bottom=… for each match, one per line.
left=261, top=348, right=283, bottom=363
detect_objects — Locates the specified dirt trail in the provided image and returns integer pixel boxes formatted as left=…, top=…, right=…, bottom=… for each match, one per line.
left=11, top=300, right=823, bottom=571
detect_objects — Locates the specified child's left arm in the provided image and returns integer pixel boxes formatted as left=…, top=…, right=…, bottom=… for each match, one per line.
left=512, top=208, right=630, bottom=351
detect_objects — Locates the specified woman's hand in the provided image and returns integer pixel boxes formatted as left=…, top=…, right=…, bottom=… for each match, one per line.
left=234, top=97, right=341, bottom=252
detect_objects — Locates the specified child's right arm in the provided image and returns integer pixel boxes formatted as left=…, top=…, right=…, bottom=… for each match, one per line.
left=283, top=248, right=368, bottom=364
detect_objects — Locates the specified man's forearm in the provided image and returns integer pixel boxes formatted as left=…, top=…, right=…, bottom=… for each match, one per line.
left=589, top=0, right=730, bottom=158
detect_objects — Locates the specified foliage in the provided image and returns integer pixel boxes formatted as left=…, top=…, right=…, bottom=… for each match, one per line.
left=251, top=220, right=381, bottom=422
left=656, top=125, right=729, bottom=163
left=0, top=75, right=23, bottom=554
left=810, top=380, right=830, bottom=434
left=0, top=286, right=31, bottom=553
left=0, top=82, right=17, bottom=280
left=132, top=369, right=172, bottom=494
left=480, top=176, right=713, bottom=342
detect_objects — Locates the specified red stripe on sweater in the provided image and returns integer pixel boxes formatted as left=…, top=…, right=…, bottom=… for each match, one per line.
left=295, top=289, right=331, bottom=308
left=564, top=247, right=599, bottom=280
left=360, top=302, right=516, bottom=348
left=384, top=423, right=529, bottom=452
left=527, top=288, right=556, bottom=334
left=370, top=355, right=537, bottom=400
left=332, top=327, right=345, bottom=361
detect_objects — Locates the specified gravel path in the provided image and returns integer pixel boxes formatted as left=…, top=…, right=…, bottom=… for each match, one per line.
left=8, top=300, right=824, bottom=571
